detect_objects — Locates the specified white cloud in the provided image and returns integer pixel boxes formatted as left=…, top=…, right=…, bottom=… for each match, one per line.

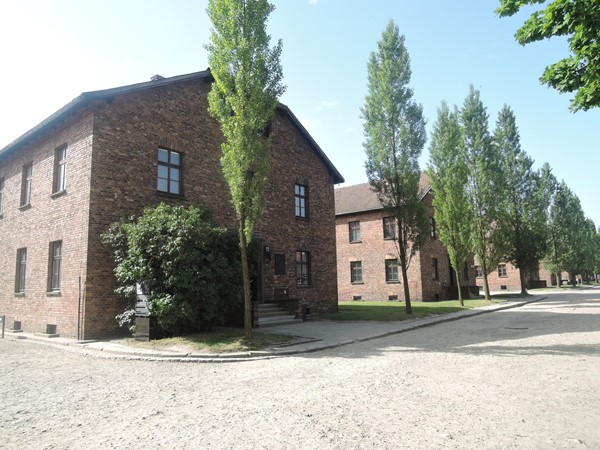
left=315, top=100, right=339, bottom=111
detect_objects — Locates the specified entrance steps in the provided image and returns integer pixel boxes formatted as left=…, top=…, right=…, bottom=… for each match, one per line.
left=256, top=303, right=302, bottom=328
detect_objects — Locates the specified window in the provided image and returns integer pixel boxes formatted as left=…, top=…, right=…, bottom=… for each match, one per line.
left=350, top=261, right=363, bottom=284
left=385, top=259, right=399, bottom=283
left=498, top=264, right=507, bottom=278
left=0, top=178, right=4, bottom=216
left=53, top=146, right=67, bottom=193
left=294, top=184, right=307, bottom=218
left=21, top=163, right=33, bottom=206
left=296, top=251, right=310, bottom=286
left=430, top=217, right=437, bottom=239
left=383, top=217, right=396, bottom=239
left=432, top=258, right=439, bottom=280
left=48, top=241, right=62, bottom=291
left=15, top=248, right=27, bottom=293
left=463, top=263, right=470, bottom=281
left=274, top=253, right=286, bottom=275
left=157, top=148, right=181, bottom=195
left=475, top=265, right=483, bottom=278
left=349, top=221, right=361, bottom=243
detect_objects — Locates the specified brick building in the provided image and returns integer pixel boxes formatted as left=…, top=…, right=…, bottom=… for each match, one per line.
left=335, top=175, right=477, bottom=302
left=0, top=70, right=343, bottom=339
left=476, top=262, right=568, bottom=292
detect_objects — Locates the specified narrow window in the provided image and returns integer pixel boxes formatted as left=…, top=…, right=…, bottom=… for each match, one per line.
left=0, top=178, right=4, bottom=216
left=350, top=261, right=363, bottom=283
left=15, top=248, right=27, bottom=293
left=48, top=241, right=62, bottom=291
left=274, top=253, right=286, bottom=275
left=383, top=216, right=396, bottom=239
left=385, top=259, right=399, bottom=283
left=475, top=265, right=483, bottom=278
left=498, top=264, right=507, bottom=278
left=463, top=262, right=470, bottom=281
left=21, top=163, right=33, bottom=206
left=349, top=221, right=361, bottom=243
left=432, top=258, right=439, bottom=280
left=296, top=251, right=310, bottom=286
left=157, top=148, right=181, bottom=195
left=430, top=217, right=437, bottom=239
left=53, top=145, right=67, bottom=193
left=294, top=184, right=308, bottom=218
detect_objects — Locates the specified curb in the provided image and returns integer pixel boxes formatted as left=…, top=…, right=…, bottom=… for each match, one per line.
left=2, top=296, right=547, bottom=363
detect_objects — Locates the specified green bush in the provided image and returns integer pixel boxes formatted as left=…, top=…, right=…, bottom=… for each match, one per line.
left=102, top=204, right=242, bottom=335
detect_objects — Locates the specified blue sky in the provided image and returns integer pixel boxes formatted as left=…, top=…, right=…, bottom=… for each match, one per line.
left=1, top=0, right=598, bottom=226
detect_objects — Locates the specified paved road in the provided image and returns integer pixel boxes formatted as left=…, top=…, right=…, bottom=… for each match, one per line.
left=1, top=288, right=599, bottom=449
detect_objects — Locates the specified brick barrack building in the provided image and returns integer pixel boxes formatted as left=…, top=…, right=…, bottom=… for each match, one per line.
left=0, top=70, right=344, bottom=339
left=335, top=175, right=478, bottom=302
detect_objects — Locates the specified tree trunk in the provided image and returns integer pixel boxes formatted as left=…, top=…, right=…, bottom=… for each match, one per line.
left=456, top=271, right=463, bottom=306
left=398, top=244, right=412, bottom=315
left=518, top=267, right=528, bottom=295
left=556, top=271, right=562, bottom=287
left=481, top=259, right=491, bottom=300
left=239, top=222, right=253, bottom=340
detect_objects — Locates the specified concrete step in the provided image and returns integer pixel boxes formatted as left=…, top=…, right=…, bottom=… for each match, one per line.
left=256, top=303, right=301, bottom=328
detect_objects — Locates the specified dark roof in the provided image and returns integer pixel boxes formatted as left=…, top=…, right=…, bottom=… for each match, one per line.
left=0, top=70, right=344, bottom=184
left=335, top=172, right=431, bottom=216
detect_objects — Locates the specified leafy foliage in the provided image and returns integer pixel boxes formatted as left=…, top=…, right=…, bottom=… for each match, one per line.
left=206, top=0, right=285, bottom=338
left=494, top=105, right=549, bottom=293
left=496, top=0, right=600, bottom=111
left=102, top=204, right=242, bottom=336
left=428, top=102, right=473, bottom=305
left=361, top=20, right=428, bottom=314
left=460, top=86, right=505, bottom=300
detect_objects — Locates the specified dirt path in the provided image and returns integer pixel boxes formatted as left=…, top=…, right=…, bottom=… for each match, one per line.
left=1, top=288, right=599, bottom=449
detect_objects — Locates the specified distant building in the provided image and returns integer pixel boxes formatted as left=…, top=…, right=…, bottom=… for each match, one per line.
left=335, top=175, right=478, bottom=302
left=0, top=70, right=343, bottom=338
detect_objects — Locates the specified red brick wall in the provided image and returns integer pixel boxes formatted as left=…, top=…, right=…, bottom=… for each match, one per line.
left=1, top=76, right=339, bottom=338
left=336, top=192, right=476, bottom=302
left=0, top=110, right=94, bottom=337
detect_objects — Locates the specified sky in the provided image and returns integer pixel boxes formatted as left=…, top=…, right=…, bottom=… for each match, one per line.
left=1, top=0, right=598, bottom=226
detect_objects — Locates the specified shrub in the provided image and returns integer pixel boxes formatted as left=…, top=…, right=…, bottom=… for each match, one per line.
left=102, top=204, right=242, bottom=335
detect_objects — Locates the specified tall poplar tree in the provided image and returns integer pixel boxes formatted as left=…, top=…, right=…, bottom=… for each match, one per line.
left=494, top=105, right=548, bottom=294
left=428, top=102, right=472, bottom=306
left=361, top=20, right=427, bottom=314
left=460, top=86, right=503, bottom=300
left=206, top=0, right=285, bottom=339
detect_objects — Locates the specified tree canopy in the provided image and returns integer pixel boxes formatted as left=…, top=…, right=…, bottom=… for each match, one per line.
left=206, top=0, right=285, bottom=338
left=497, top=0, right=600, bottom=111
left=362, top=20, right=427, bottom=314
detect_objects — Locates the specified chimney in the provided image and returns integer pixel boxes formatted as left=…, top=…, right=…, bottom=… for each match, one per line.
left=151, top=74, right=165, bottom=82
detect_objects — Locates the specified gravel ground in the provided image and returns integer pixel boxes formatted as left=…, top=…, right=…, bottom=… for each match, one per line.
left=1, top=289, right=599, bottom=449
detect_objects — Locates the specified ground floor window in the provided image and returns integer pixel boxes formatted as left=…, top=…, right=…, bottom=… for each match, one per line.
left=385, top=259, right=399, bottom=283
left=49, top=240, right=62, bottom=291
left=296, top=251, right=310, bottom=286
left=15, top=248, right=27, bottom=293
left=350, top=261, right=363, bottom=284
left=498, top=264, right=507, bottom=278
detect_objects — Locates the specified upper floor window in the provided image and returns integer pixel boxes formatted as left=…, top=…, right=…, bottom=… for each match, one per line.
left=294, top=184, right=307, bottom=218
left=432, top=258, right=439, bottom=280
left=463, top=262, right=470, bottom=281
left=383, top=216, right=396, bottom=239
left=430, top=217, right=437, bottom=239
left=385, top=258, right=399, bottom=283
left=48, top=241, right=62, bottom=292
left=350, top=261, right=363, bottom=284
left=53, top=146, right=67, bottom=193
left=0, top=178, right=4, bottom=216
left=15, top=248, right=27, bottom=293
left=349, top=221, right=361, bottom=243
left=296, top=251, right=311, bottom=286
left=498, top=264, right=507, bottom=278
left=21, top=163, right=33, bottom=206
left=157, top=148, right=181, bottom=195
